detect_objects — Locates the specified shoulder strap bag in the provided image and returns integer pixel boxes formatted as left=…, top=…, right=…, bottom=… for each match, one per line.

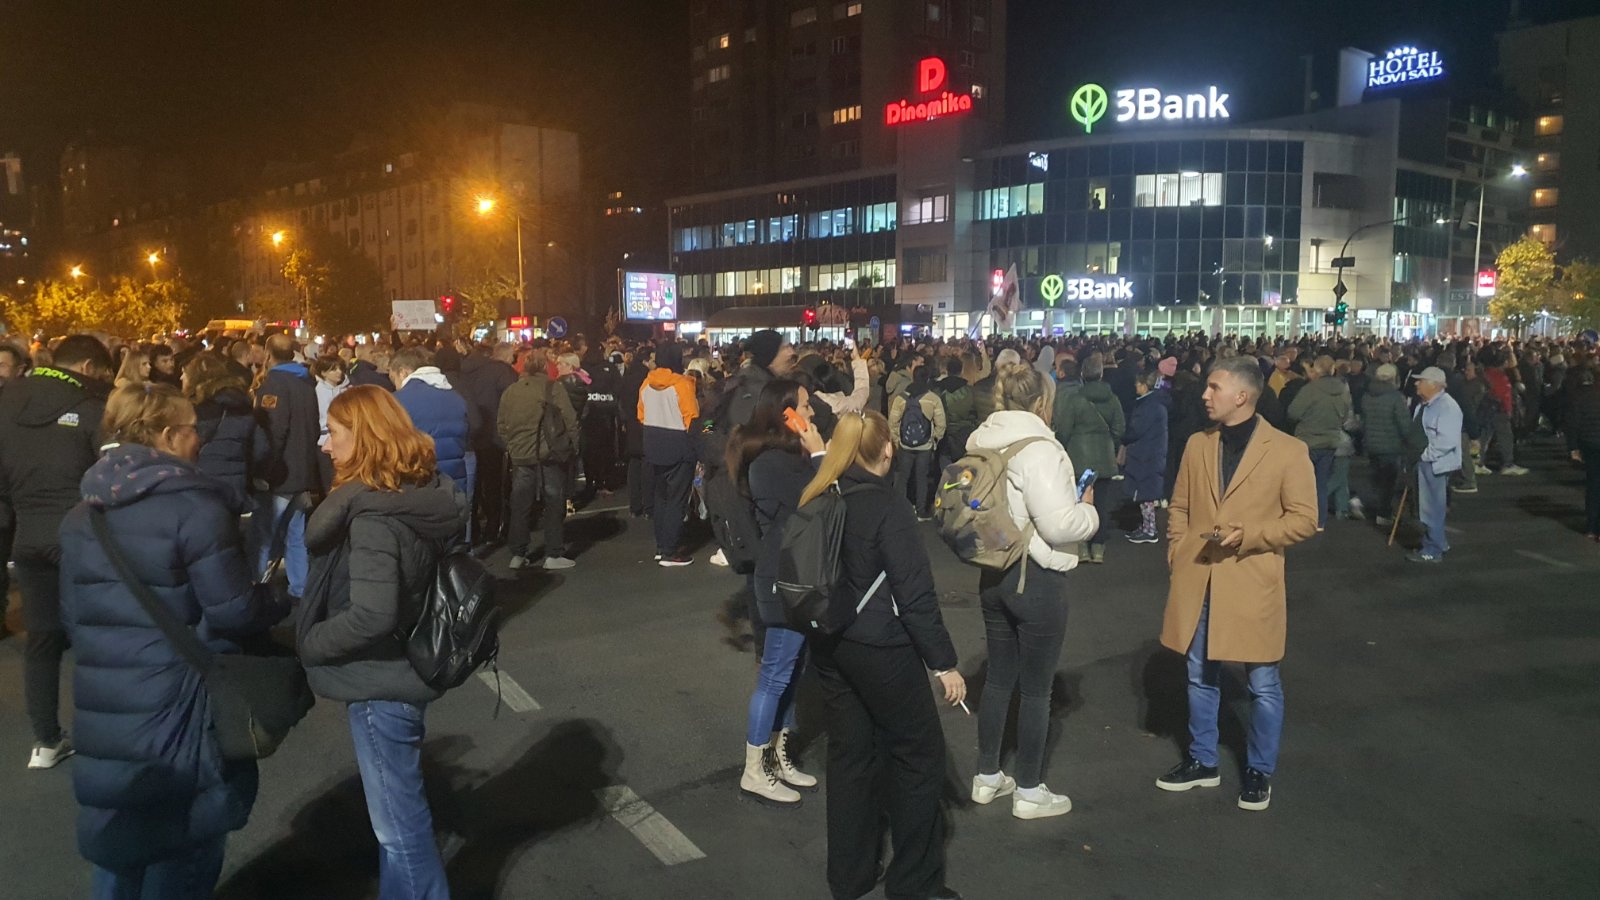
left=90, top=507, right=314, bottom=761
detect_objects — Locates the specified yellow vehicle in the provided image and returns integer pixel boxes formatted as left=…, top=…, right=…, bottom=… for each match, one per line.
left=202, top=319, right=265, bottom=337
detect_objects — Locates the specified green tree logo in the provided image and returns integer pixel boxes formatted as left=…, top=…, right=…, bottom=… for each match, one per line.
left=1071, top=84, right=1108, bottom=134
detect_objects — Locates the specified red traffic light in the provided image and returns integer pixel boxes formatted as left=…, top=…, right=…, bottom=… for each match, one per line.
left=802, top=308, right=818, bottom=327
left=440, top=294, right=456, bottom=314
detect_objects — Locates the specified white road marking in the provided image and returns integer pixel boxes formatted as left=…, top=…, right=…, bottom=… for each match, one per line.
left=1445, top=525, right=1463, bottom=535
left=478, top=670, right=541, bottom=712
left=595, top=785, right=707, bottom=866
left=1514, top=549, right=1576, bottom=570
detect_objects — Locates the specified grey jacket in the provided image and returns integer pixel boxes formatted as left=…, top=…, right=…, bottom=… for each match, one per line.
left=1287, top=376, right=1353, bottom=451
left=298, top=476, right=468, bottom=703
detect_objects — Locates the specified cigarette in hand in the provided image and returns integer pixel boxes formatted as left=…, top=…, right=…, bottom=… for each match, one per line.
left=957, top=699, right=972, bottom=715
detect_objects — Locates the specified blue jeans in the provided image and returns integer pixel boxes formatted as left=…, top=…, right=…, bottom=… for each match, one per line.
left=1417, top=460, right=1451, bottom=558
left=1308, top=448, right=1335, bottom=528
left=348, top=701, right=448, bottom=900
left=92, top=836, right=226, bottom=900
left=255, top=492, right=308, bottom=597
left=746, top=625, right=806, bottom=746
left=1186, top=598, right=1284, bottom=775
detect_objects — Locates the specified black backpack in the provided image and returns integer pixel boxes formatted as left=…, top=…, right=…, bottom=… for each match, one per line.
left=703, top=468, right=761, bottom=573
left=899, top=393, right=933, bottom=446
left=400, top=547, right=501, bottom=691
left=537, top=381, right=576, bottom=462
left=775, top=485, right=888, bottom=634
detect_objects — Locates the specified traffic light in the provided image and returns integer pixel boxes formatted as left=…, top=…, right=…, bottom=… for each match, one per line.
left=802, top=307, right=818, bottom=328
left=440, top=294, right=456, bottom=316
left=1333, top=300, right=1349, bottom=327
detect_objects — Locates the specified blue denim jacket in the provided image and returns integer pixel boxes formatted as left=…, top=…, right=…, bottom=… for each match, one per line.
left=1414, top=390, right=1464, bottom=473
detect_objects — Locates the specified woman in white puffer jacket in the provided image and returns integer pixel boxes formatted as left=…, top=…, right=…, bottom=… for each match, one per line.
left=964, top=363, right=1099, bottom=822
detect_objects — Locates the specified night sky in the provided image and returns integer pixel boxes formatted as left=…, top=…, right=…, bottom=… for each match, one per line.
left=2, top=0, right=1598, bottom=202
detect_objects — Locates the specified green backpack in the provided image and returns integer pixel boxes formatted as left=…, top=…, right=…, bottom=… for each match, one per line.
left=932, top=437, right=1049, bottom=592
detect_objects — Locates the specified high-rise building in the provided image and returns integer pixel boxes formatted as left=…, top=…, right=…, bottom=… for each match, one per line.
left=1499, top=14, right=1600, bottom=261
left=688, top=0, right=1005, bottom=192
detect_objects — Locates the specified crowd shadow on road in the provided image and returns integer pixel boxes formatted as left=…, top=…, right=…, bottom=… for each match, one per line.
left=1135, top=640, right=1250, bottom=775
left=217, top=718, right=622, bottom=900
left=1514, top=493, right=1586, bottom=535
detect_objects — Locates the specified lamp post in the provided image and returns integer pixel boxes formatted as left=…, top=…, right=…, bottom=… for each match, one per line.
left=145, top=251, right=161, bottom=281
left=1467, top=163, right=1528, bottom=330
left=476, top=196, right=525, bottom=319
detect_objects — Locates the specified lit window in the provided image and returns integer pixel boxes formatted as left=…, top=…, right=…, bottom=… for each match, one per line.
left=716, top=32, right=730, bottom=49
left=903, top=193, right=950, bottom=225
left=1530, top=223, right=1557, bottom=245
left=790, top=7, right=817, bottom=26
left=1536, top=152, right=1560, bottom=172
left=1536, top=115, right=1564, bottom=136
left=831, top=104, right=862, bottom=124
left=1532, top=188, right=1559, bottom=208
left=971, top=83, right=985, bottom=99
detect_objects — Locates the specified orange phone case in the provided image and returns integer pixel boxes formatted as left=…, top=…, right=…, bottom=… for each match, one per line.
left=784, top=408, right=806, bottom=433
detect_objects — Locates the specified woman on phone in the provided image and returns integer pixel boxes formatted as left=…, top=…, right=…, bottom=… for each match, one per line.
left=802, top=410, right=965, bottom=900
left=726, top=379, right=826, bottom=807
left=967, top=363, right=1098, bottom=820
left=298, top=385, right=467, bottom=900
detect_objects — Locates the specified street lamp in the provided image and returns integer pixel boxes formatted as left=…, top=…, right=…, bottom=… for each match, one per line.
left=475, top=194, right=525, bottom=318
left=1467, top=163, right=1529, bottom=327
left=271, top=229, right=287, bottom=248
left=69, top=264, right=85, bottom=280
left=146, top=251, right=161, bottom=281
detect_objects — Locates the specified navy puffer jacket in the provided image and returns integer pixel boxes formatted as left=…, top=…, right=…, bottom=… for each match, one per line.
left=395, top=369, right=475, bottom=484
left=59, top=443, right=285, bottom=870
left=195, top=386, right=270, bottom=497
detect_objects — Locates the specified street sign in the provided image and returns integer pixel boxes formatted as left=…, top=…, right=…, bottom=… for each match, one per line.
left=1332, top=281, right=1349, bottom=299
left=869, top=315, right=881, bottom=333
left=1331, top=256, right=1356, bottom=268
left=547, top=316, right=569, bottom=339
left=1476, top=270, right=1497, bottom=298
left=507, top=315, right=530, bottom=329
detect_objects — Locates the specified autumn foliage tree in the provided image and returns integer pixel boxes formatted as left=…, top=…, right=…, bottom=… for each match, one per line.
left=1491, top=236, right=1557, bottom=337
left=1, top=275, right=191, bottom=339
left=1559, top=259, right=1600, bottom=331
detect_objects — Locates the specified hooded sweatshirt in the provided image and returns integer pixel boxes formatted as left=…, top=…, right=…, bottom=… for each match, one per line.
left=966, top=410, right=1099, bottom=571
left=639, top=368, right=699, bottom=465
left=0, top=366, right=108, bottom=551
left=1287, top=375, right=1353, bottom=450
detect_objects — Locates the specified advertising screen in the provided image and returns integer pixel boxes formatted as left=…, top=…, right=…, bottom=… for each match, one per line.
left=622, top=272, right=678, bottom=321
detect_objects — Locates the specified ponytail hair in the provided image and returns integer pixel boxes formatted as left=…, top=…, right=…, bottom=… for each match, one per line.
left=798, top=409, right=892, bottom=507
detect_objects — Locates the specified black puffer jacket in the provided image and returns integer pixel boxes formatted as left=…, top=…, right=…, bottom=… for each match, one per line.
left=747, top=446, right=819, bottom=625
left=0, top=366, right=108, bottom=552
left=195, top=386, right=270, bottom=497
left=297, top=475, right=468, bottom=704
left=1565, top=374, right=1600, bottom=450
left=455, top=353, right=518, bottom=449
left=256, top=363, right=322, bottom=495
left=832, top=466, right=957, bottom=670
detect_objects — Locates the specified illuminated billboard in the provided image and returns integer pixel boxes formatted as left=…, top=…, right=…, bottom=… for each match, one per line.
left=622, top=271, right=678, bottom=321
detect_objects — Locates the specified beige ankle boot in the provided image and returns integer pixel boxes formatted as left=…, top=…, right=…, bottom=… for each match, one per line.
left=740, top=742, right=801, bottom=807
left=770, top=728, right=818, bottom=790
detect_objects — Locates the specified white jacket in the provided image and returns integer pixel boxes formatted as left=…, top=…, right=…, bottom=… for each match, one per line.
left=967, top=410, right=1099, bottom=572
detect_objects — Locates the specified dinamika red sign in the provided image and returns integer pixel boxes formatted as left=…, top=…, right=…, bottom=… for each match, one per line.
left=885, top=57, right=975, bottom=126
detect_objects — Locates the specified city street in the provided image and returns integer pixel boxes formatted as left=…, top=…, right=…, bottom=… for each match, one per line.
left=1, top=443, right=1595, bottom=900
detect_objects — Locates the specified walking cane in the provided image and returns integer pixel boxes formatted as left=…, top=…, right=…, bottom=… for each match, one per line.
left=1387, top=483, right=1409, bottom=547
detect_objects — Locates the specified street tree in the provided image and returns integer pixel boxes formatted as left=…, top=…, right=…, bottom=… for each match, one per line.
left=282, top=230, right=386, bottom=335
left=454, top=268, right=517, bottom=336
left=105, top=276, right=192, bottom=338
left=1491, top=236, right=1557, bottom=337
left=1559, top=259, right=1600, bottom=331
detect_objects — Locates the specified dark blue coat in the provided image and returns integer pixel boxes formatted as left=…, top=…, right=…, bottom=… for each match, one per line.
left=59, top=444, right=285, bottom=870
left=195, top=386, right=270, bottom=498
left=395, top=371, right=474, bottom=484
left=1123, top=389, right=1170, bottom=502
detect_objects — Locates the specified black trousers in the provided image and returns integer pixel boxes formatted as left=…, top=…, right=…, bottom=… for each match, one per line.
left=474, top=448, right=509, bottom=542
left=650, top=459, right=696, bottom=555
left=508, top=463, right=566, bottom=559
left=814, top=638, right=948, bottom=900
left=1089, top=476, right=1122, bottom=545
left=627, top=456, right=655, bottom=516
left=14, top=545, right=66, bottom=744
left=582, top=415, right=621, bottom=493
left=1368, top=453, right=1403, bottom=519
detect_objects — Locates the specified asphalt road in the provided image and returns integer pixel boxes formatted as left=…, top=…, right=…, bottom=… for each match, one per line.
left=1, top=438, right=1596, bottom=899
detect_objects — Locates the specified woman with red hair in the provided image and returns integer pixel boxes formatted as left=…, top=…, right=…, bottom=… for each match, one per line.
left=298, top=385, right=467, bottom=900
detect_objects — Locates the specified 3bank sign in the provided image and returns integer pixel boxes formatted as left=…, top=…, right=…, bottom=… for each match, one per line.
left=1367, top=45, right=1445, bottom=89
left=1040, top=274, right=1135, bottom=305
left=1070, top=83, right=1230, bottom=134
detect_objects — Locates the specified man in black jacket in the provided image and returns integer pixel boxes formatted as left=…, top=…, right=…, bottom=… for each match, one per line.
left=0, top=334, right=112, bottom=767
left=255, top=333, right=321, bottom=598
left=455, top=343, right=519, bottom=547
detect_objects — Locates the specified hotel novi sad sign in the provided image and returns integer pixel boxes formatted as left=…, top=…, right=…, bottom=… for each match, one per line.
left=1071, top=83, right=1230, bottom=133
left=886, top=57, right=976, bottom=126
left=1367, top=46, right=1444, bottom=89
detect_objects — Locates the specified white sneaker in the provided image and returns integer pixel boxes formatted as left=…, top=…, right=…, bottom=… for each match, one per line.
left=1502, top=465, right=1529, bottom=476
left=29, top=736, right=73, bottom=770
left=709, top=548, right=730, bottom=567
left=507, top=555, right=529, bottom=570
left=971, top=773, right=1017, bottom=805
left=542, top=557, right=576, bottom=570
left=1474, top=465, right=1493, bottom=476
left=1012, top=784, right=1072, bottom=820
left=1348, top=498, right=1364, bottom=516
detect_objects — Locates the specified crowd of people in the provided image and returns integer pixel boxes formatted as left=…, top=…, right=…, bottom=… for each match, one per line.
left=0, top=322, right=1597, bottom=899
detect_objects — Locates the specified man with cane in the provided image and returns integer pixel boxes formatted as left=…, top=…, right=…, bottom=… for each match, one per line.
left=1405, top=367, right=1463, bottom=564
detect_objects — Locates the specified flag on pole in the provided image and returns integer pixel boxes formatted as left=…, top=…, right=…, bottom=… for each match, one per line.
left=988, top=263, right=1021, bottom=331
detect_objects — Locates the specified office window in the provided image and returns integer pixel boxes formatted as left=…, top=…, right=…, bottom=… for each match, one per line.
left=789, top=110, right=818, bottom=129
left=1087, top=179, right=1109, bottom=210
left=1536, top=152, right=1560, bottom=172
left=832, top=36, right=848, bottom=54
left=971, top=83, right=985, bottom=99
left=791, top=6, right=817, bottom=26
left=835, top=1, right=863, bottom=17
left=1137, top=172, right=1222, bottom=207
left=1532, top=188, right=1559, bottom=208
left=862, top=202, right=897, bottom=232
left=708, top=64, right=731, bottom=83
left=831, top=104, right=862, bottom=124
left=904, top=193, right=950, bottom=225
left=977, top=186, right=1039, bottom=219
left=1536, top=115, right=1564, bottom=136
left=903, top=247, right=948, bottom=284
left=1530, top=223, right=1557, bottom=245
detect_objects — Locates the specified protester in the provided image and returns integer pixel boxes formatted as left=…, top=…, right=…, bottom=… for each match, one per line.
left=60, top=383, right=287, bottom=897
left=966, top=364, right=1098, bottom=820
left=727, top=329, right=798, bottom=427
left=255, top=334, right=323, bottom=596
left=298, top=385, right=466, bottom=900
left=1157, top=356, right=1317, bottom=811
left=1360, top=363, right=1416, bottom=526
left=931, top=356, right=978, bottom=471
left=1409, top=366, right=1464, bottom=564
left=456, top=342, right=520, bottom=546
left=1123, top=370, right=1170, bottom=543
left=391, top=346, right=477, bottom=506
left=0, top=335, right=113, bottom=768
left=1051, top=354, right=1123, bottom=562
left=1479, top=348, right=1528, bottom=475
left=1565, top=363, right=1600, bottom=541
left=802, top=409, right=965, bottom=900
left=184, top=352, right=269, bottom=503
left=639, top=342, right=700, bottom=566
left=888, top=365, right=946, bottom=520
left=498, top=346, right=579, bottom=570
left=114, top=349, right=151, bottom=390
left=1287, top=355, right=1353, bottom=530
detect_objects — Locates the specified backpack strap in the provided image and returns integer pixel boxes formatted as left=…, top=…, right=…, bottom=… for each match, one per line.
left=993, top=436, right=1050, bottom=594
left=854, top=570, right=891, bottom=616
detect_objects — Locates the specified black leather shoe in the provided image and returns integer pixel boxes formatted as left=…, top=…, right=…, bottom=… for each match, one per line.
left=887, top=888, right=963, bottom=900
left=1238, top=767, right=1272, bottom=811
left=1156, top=756, right=1222, bottom=792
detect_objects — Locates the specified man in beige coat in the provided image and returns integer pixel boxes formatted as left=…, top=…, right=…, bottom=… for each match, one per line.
left=1155, top=356, right=1317, bottom=811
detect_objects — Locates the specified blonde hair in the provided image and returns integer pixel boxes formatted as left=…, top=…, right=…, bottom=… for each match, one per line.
left=115, top=350, right=150, bottom=389
left=798, top=410, right=892, bottom=507
left=1311, top=355, right=1335, bottom=378
left=103, top=383, right=194, bottom=449
left=183, top=352, right=247, bottom=404
left=328, top=385, right=438, bottom=491
left=993, top=363, right=1055, bottom=421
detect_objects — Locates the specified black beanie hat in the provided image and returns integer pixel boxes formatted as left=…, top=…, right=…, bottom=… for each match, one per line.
left=747, top=329, right=784, bottom=369
left=656, top=340, right=685, bottom=373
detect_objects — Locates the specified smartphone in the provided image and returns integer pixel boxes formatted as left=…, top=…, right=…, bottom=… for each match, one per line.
left=1076, top=467, right=1097, bottom=500
left=1204, top=528, right=1225, bottom=543
left=783, top=407, right=807, bottom=434
left=844, top=336, right=856, bottom=351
